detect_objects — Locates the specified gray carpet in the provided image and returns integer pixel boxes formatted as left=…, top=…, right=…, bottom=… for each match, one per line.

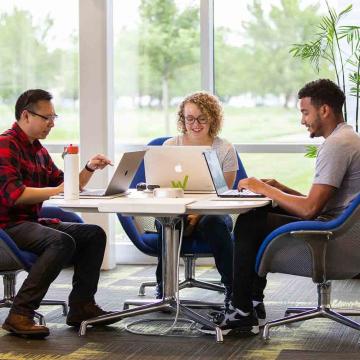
left=1, top=265, right=360, bottom=359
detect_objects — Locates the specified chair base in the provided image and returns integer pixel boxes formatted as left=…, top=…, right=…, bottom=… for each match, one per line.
left=138, top=278, right=224, bottom=296
left=40, top=299, right=68, bottom=316
left=263, top=306, right=360, bottom=340
left=79, top=296, right=224, bottom=343
left=135, top=278, right=224, bottom=310
left=138, top=256, right=225, bottom=297
left=1, top=273, right=68, bottom=323
left=0, top=299, right=68, bottom=323
left=285, top=306, right=360, bottom=317
left=123, top=297, right=224, bottom=311
left=179, top=278, right=224, bottom=292
left=0, top=300, right=46, bottom=325
left=138, top=281, right=157, bottom=296
left=0, top=299, right=46, bottom=326
left=263, top=282, right=360, bottom=340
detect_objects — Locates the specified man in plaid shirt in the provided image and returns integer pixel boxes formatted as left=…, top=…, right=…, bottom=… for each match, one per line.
left=0, top=89, right=114, bottom=338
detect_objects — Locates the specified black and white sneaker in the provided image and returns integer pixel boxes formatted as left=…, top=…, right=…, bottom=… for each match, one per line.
left=254, top=302, right=266, bottom=327
left=200, top=305, right=259, bottom=336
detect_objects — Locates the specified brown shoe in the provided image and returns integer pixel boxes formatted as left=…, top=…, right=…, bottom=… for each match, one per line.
left=66, top=302, right=116, bottom=327
left=2, top=312, right=49, bottom=338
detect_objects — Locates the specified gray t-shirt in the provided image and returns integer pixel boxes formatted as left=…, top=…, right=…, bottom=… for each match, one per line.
left=164, top=136, right=238, bottom=173
left=313, top=123, right=360, bottom=218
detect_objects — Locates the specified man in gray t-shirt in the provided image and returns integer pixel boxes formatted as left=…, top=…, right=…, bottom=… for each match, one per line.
left=240, top=80, right=360, bottom=220
left=314, top=123, right=360, bottom=218
left=203, top=79, right=360, bottom=337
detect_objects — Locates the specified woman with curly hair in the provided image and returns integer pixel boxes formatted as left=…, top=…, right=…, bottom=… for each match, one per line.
left=155, top=91, right=238, bottom=306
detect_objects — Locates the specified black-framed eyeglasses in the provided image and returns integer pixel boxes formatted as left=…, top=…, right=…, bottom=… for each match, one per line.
left=184, top=115, right=208, bottom=124
left=27, top=110, right=58, bottom=122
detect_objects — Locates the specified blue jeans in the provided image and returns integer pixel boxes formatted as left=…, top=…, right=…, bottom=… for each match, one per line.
left=155, top=214, right=234, bottom=287
left=4, top=221, right=106, bottom=316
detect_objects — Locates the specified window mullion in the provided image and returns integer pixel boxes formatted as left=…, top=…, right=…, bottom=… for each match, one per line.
left=200, top=0, right=214, bottom=93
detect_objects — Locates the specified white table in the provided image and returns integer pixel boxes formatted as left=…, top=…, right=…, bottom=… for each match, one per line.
left=47, top=191, right=269, bottom=342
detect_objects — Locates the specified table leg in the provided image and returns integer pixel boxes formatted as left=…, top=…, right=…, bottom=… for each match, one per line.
left=123, top=298, right=224, bottom=311
left=79, top=300, right=172, bottom=335
left=79, top=216, right=223, bottom=343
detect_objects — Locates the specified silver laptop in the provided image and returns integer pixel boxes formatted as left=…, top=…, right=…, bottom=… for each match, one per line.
left=144, top=146, right=215, bottom=193
left=79, top=150, right=146, bottom=198
left=203, top=150, right=265, bottom=198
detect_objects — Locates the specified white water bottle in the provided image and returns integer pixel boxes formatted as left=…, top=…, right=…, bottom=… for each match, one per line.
left=64, top=144, right=79, bottom=200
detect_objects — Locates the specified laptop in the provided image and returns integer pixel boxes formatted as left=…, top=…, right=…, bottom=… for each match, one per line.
left=203, top=150, right=266, bottom=198
left=144, top=146, right=215, bottom=193
left=79, top=150, right=146, bottom=198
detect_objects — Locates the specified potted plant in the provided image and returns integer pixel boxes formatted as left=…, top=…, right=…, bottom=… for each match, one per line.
left=290, top=1, right=360, bottom=156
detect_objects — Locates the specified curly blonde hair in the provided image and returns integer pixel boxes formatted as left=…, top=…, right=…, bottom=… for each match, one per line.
left=177, top=91, right=223, bottom=138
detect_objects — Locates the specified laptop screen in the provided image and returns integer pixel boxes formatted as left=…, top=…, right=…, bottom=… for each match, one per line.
left=203, top=150, right=229, bottom=194
left=144, top=146, right=214, bottom=192
left=79, top=150, right=146, bottom=198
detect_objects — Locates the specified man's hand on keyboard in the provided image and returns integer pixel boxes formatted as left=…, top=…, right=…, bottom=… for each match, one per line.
left=238, top=177, right=267, bottom=196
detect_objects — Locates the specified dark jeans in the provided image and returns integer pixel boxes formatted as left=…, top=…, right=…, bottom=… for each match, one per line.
left=155, top=214, right=234, bottom=287
left=232, top=206, right=300, bottom=312
left=4, top=221, right=106, bottom=317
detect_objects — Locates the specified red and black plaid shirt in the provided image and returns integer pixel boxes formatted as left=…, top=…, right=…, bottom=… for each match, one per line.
left=0, top=122, right=63, bottom=229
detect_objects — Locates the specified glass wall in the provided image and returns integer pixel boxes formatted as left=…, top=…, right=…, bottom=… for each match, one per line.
left=214, top=0, right=336, bottom=144
left=214, top=0, right=339, bottom=192
left=241, top=153, right=316, bottom=194
left=113, top=0, right=201, bottom=145
left=0, top=0, right=79, bottom=148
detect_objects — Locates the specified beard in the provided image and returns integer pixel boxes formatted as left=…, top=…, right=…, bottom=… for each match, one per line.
left=309, top=114, right=322, bottom=138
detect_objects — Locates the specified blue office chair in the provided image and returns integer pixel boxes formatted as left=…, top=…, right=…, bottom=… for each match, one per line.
left=118, top=137, right=247, bottom=299
left=256, top=193, right=360, bottom=340
left=117, top=137, right=167, bottom=296
left=0, top=206, right=83, bottom=325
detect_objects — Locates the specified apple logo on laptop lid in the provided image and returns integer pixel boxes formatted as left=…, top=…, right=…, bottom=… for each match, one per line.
left=174, top=163, right=183, bottom=173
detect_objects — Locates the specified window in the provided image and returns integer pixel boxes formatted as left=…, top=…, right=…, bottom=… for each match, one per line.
left=0, top=0, right=79, bottom=146
left=113, top=0, right=201, bottom=144
left=214, top=0, right=335, bottom=144
left=241, top=153, right=316, bottom=194
left=214, top=0, right=338, bottom=192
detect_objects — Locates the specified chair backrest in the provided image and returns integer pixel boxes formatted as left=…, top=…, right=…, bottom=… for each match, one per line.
left=256, top=193, right=360, bottom=280
left=130, top=137, right=170, bottom=188
left=233, top=152, right=247, bottom=189
left=116, top=214, right=158, bottom=256
left=120, top=137, right=170, bottom=256
left=0, top=207, right=84, bottom=272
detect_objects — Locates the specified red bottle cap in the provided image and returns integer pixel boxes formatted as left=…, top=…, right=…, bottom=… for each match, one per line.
left=64, top=144, right=79, bottom=154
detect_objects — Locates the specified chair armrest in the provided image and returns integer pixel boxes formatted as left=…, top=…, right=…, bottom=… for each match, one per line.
left=290, top=230, right=333, bottom=236
left=41, top=206, right=83, bottom=223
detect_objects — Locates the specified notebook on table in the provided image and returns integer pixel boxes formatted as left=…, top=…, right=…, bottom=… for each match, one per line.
left=144, top=146, right=215, bottom=193
left=78, top=150, right=146, bottom=198
left=203, top=150, right=266, bottom=199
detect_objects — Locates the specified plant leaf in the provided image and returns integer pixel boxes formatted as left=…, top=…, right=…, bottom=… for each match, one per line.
left=338, top=4, right=352, bottom=18
left=305, top=145, right=318, bottom=158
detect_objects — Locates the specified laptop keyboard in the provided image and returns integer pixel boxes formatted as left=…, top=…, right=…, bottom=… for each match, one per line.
left=80, top=189, right=106, bottom=196
left=222, top=189, right=265, bottom=198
